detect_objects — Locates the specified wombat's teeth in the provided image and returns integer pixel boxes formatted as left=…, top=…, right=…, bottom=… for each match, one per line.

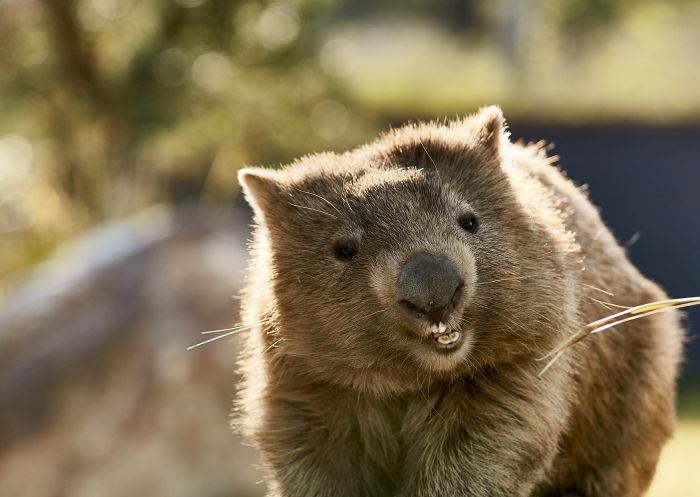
left=435, top=330, right=461, bottom=346
left=431, top=323, right=461, bottom=346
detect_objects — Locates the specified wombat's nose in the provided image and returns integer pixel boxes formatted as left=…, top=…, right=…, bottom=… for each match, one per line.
left=396, top=253, right=464, bottom=323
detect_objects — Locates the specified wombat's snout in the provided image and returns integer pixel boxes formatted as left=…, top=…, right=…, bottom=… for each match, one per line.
left=397, top=253, right=464, bottom=324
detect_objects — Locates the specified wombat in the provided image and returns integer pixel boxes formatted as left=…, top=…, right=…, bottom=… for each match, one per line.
left=235, top=107, right=683, bottom=497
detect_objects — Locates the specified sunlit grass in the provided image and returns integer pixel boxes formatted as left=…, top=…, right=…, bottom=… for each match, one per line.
left=338, top=2, right=700, bottom=123
left=647, top=420, right=700, bottom=497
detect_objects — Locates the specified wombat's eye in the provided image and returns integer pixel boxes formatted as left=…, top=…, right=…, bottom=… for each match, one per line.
left=460, top=213, right=478, bottom=233
left=333, top=240, right=357, bottom=260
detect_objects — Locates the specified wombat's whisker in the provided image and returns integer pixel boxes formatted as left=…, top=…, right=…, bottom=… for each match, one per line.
left=187, top=329, right=242, bottom=350
left=264, top=338, right=284, bottom=354
left=340, top=195, right=355, bottom=214
left=419, top=140, right=442, bottom=182
left=363, top=308, right=388, bottom=319
left=298, top=190, right=344, bottom=215
left=201, top=318, right=273, bottom=334
left=200, top=324, right=249, bottom=335
left=582, top=283, right=614, bottom=296
left=286, top=202, right=340, bottom=220
left=189, top=319, right=274, bottom=349
left=478, top=275, right=536, bottom=285
left=586, top=296, right=631, bottom=310
left=587, top=296, right=612, bottom=310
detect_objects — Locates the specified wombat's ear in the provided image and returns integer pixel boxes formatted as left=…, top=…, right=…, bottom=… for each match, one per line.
left=472, top=105, right=507, bottom=156
left=238, top=167, right=281, bottom=217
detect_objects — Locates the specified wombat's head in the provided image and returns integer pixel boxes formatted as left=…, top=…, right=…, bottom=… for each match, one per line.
left=240, top=107, right=580, bottom=394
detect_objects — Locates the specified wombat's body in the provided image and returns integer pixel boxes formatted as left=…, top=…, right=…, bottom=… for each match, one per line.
left=236, top=107, right=683, bottom=497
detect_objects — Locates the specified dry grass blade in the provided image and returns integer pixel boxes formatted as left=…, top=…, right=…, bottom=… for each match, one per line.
left=587, top=297, right=700, bottom=329
left=538, top=296, right=700, bottom=377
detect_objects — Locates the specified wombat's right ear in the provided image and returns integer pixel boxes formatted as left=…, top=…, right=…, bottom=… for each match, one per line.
left=238, top=167, right=281, bottom=217
left=472, top=105, right=507, bottom=157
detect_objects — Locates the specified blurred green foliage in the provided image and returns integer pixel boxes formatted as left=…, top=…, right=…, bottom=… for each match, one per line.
left=0, top=0, right=375, bottom=298
left=1, top=0, right=699, bottom=300
left=342, top=0, right=700, bottom=121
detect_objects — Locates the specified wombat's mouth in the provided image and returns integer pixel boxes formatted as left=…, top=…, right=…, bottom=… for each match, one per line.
left=431, top=322, right=463, bottom=352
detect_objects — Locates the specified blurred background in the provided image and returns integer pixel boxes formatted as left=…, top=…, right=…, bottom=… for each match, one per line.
left=0, top=0, right=698, bottom=496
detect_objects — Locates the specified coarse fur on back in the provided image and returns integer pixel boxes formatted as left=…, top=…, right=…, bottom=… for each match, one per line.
left=235, top=106, right=683, bottom=497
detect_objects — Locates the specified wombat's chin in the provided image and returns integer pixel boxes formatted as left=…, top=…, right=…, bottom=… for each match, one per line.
left=411, top=325, right=474, bottom=373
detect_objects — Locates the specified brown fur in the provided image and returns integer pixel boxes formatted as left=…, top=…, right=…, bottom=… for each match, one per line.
left=235, top=107, right=683, bottom=497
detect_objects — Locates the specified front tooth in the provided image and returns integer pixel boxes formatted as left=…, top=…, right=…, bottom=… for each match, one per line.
left=438, top=335, right=452, bottom=344
left=438, top=322, right=447, bottom=333
left=449, top=331, right=459, bottom=341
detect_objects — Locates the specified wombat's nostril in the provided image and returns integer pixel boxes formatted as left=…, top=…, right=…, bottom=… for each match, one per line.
left=396, top=253, right=464, bottom=323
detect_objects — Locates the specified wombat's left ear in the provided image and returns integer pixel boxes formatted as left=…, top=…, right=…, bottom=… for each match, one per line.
left=473, top=105, right=507, bottom=156
left=238, top=167, right=280, bottom=218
